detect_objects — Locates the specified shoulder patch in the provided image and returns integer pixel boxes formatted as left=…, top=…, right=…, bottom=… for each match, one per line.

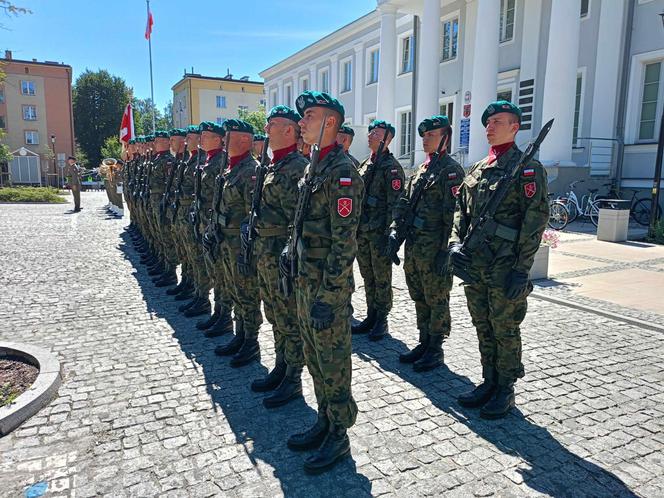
left=339, top=177, right=352, bottom=187
left=337, top=197, right=353, bottom=217
left=522, top=168, right=536, bottom=177
left=391, top=178, right=402, bottom=191
left=448, top=172, right=458, bottom=180
left=524, top=182, right=536, bottom=198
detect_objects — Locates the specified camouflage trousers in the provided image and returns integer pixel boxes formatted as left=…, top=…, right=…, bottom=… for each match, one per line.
left=256, top=236, right=303, bottom=368
left=356, top=229, right=393, bottom=313
left=296, top=261, right=357, bottom=429
left=202, top=227, right=233, bottom=311
left=219, top=235, right=262, bottom=333
left=463, top=265, right=529, bottom=381
left=403, top=240, right=452, bottom=337
left=149, top=200, right=178, bottom=270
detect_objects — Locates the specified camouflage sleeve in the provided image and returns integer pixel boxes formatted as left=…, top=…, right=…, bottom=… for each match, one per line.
left=514, top=161, right=549, bottom=273
left=242, top=166, right=255, bottom=223
left=314, top=163, right=363, bottom=309
left=385, top=156, right=406, bottom=231
left=440, top=162, right=465, bottom=250
left=450, top=173, right=471, bottom=246
left=280, top=158, right=306, bottom=222
left=390, top=171, right=415, bottom=230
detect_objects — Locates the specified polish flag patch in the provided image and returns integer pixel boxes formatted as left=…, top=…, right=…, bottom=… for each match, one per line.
left=391, top=178, right=402, bottom=191
left=522, top=168, right=536, bottom=177
left=339, top=177, right=352, bottom=187
left=524, top=182, right=537, bottom=198
left=337, top=197, right=353, bottom=217
left=448, top=172, right=457, bottom=180
left=391, top=169, right=399, bottom=174
left=451, top=185, right=460, bottom=198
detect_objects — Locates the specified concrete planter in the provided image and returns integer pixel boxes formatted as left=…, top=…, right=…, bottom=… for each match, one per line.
left=529, top=244, right=550, bottom=280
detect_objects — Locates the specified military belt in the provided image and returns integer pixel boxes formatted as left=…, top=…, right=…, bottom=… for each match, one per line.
left=255, top=226, right=288, bottom=237
left=296, top=239, right=329, bottom=260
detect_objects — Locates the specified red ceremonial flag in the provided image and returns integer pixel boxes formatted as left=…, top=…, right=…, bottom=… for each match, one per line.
left=119, top=103, right=135, bottom=144
left=145, top=8, right=154, bottom=40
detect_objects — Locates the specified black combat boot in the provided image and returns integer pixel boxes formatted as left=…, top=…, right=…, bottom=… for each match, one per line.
left=368, top=312, right=388, bottom=341
left=154, top=270, right=177, bottom=287
left=167, top=277, right=192, bottom=296
left=183, top=296, right=211, bottom=318
left=215, top=320, right=245, bottom=356
left=174, top=283, right=195, bottom=301
left=480, top=375, right=515, bottom=419
left=196, top=302, right=222, bottom=330
left=203, top=307, right=234, bottom=338
left=399, top=328, right=429, bottom=363
left=140, top=251, right=155, bottom=264
left=457, top=366, right=497, bottom=408
left=147, top=261, right=165, bottom=277
left=251, top=351, right=286, bottom=392
left=230, top=327, right=260, bottom=367
left=303, top=424, right=351, bottom=475
left=287, top=410, right=329, bottom=451
left=263, top=365, right=303, bottom=408
left=413, top=333, right=444, bottom=372
left=178, top=296, right=198, bottom=312
left=351, top=308, right=376, bottom=335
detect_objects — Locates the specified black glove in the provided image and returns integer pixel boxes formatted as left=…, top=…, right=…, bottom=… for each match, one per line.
left=202, top=229, right=215, bottom=253
left=449, top=242, right=471, bottom=270
left=310, top=300, right=334, bottom=330
left=383, top=229, right=401, bottom=265
left=279, top=245, right=291, bottom=280
left=240, top=222, right=251, bottom=256
left=505, top=270, right=529, bottom=300
left=433, top=250, right=449, bottom=277
left=237, top=253, right=251, bottom=277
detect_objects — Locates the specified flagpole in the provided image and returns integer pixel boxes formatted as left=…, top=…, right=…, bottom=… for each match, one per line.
left=147, top=0, right=156, bottom=134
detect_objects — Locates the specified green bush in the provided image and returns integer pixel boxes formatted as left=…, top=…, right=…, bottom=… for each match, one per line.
left=0, top=187, right=67, bottom=203
left=650, top=219, right=664, bottom=245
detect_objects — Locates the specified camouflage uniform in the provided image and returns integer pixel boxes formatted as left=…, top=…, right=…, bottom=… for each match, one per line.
left=356, top=151, right=405, bottom=316
left=148, top=152, right=179, bottom=271
left=450, top=144, right=549, bottom=380
left=295, top=145, right=363, bottom=428
left=392, top=153, right=464, bottom=338
left=347, top=152, right=360, bottom=169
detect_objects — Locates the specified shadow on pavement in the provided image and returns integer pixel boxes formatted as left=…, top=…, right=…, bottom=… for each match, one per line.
left=353, top=331, right=637, bottom=497
left=119, top=231, right=372, bottom=497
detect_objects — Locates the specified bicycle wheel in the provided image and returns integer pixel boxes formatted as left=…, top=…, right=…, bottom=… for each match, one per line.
left=631, top=198, right=662, bottom=226
left=589, top=201, right=600, bottom=227
left=548, top=202, right=569, bottom=230
left=558, top=197, right=578, bottom=222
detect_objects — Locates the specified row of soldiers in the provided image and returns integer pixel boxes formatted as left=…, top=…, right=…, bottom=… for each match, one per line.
left=122, top=91, right=549, bottom=474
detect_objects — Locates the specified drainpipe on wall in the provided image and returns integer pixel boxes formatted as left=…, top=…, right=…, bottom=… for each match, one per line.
left=410, top=15, right=419, bottom=169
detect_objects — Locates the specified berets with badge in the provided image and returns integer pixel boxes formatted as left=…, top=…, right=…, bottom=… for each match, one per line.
left=169, top=128, right=187, bottom=137
left=253, top=133, right=266, bottom=142
left=295, top=91, right=345, bottom=121
left=481, top=100, right=521, bottom=127
left=199, top=121, right=225, bottom=136
left=417, top=115, right=450, bottom=137
left=186, top=124, right=201, bottom=135
left=268, top=105, right=301, bottom=124
left=369, top=119, right=395, bottom=137
left=222, top=119, right=254, bottom=135
left=154, top=130, right=169, bottom=139
left=338, top=125, right=355, bottom=137
left=145, top=135, right=155, bottom=142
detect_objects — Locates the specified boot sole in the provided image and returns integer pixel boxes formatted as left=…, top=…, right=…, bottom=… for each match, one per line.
left=251, top=378, right=286, bottom=393
left=263, top=392, right=303, bottom=409
left=303, top=447, right=351, bottom=475
left=480, top=401, right=515, bottom=420
left=203, top=326, right=233, bottom=338
left=230, top=354, right=260, bottom=368
left=287, top=432, right=328, bottom=452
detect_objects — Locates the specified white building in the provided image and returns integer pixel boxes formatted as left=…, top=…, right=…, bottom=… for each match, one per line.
left=260, top=0, right=664, bottom=199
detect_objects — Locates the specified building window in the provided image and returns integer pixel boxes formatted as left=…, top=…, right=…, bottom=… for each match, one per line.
left=573, top=74, right=583, bottom=144
left=21, top=80, right=36, bottom=96
left=271, top=90, right=277, bottom=108
left=0, top=115, right=5, bottom=129
left=439, top=102, right=454, bottom=121
left=238, top=105, right=249, bottom=114
left=320, top=69, right=329, bottom=93
left=499, top=0, right=515, bottom=43
left=639, top=61, right=662, bottom=141
left=0, top=88, right=4, bottom=103
left=496, top=90, right=513, bottom=102
left=216, top=96, right=227, bottom=109
left=216, top=117, right=224, bottom=125
left=580, top=0, right=589, bottom=18
left=399, top=111, right=412, bottom=157
left=441, top=18, right=459, bottom=62
left=285, top=84, right=292, bottom=107
left=302, top=78, right=309, bottom=92
left=401, top=36, right=414, bottom=74
left=368, top=49, right=379, bottom=84
left=22, top=105, right=37, bottom=121
left=25, top=130, right=39, bottom=144
left=342, top=60, right=352, bottom=93
left=259, top=99, right=266, bottom=107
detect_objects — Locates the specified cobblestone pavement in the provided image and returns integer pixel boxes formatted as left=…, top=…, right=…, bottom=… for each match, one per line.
left=1, top=192, right=663, bottom=497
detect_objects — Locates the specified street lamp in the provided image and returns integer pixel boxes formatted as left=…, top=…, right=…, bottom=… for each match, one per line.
left=649, top=12, right=664, bottom=237
left=50, top=135, right=57, bottom=188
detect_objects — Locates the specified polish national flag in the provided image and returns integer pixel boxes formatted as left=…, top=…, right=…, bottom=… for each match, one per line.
left=119, top=103, right=135, bottom=144
left=145, top=8, right=154, bottom=40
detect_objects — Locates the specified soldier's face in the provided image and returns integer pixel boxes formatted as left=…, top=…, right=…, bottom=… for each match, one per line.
left=170, top=136, right=184, bottom=154
left=367, top=128, right=389, bottom=152
left=252, top=141, right=264, bottom=156
left=485, top=113, right=519, bottom=146
left=422, top=129, right=444, bottom=155
left=200, top=131, right=221, bottom=152
left=186, top=134, right=199, bottom=151
left=154, top=137, right=170, bottom=152
left=298, top=108, right=325, bottom=145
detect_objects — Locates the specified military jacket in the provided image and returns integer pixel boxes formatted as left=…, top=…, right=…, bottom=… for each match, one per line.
left=298, top=145, right=364, bottom=308
left=357, top=150, right=405, bottom=234
left=175, top=150, right=203, bottom=211
left=450, top=144, right=549, bottom=273
left=347, top=152, right=360, bottom=169
left=217, top=153, right=257, bottom=230
left=148, top=152, right=174, bottom=198
left=197, top=150, right=225, bottom=217
left=65, top=163, right=82, bottom=186
left=391, top=153, right=465, bottom=249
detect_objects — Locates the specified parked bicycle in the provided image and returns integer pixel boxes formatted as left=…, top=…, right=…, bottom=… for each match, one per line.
left=556, top=180, right=602, bottom=227
left=547, top=194, right=569, bottom=231
left=601, top=181, right=661, bottom=226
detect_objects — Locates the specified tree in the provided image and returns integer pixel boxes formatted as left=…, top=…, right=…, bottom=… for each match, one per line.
left=73, top=69, right=131, bottom=168
left=239, top=106, right=267, bottom=135
left=162, top=101, right=174, bottom=130
left=74, top=143, right=89, bottom=169
left=0, top=1, right=31, bottom=29
left=100, top=136, right=122, bottom=160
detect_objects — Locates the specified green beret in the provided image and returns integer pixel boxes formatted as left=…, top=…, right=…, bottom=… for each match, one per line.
left=154, top=130, right=169, bottom=139
left=253, top=134, right=266, bottom=142
left=368, top=120, right=395, bottom=138
left=268, top=105, right=301, bottom=124
left=145, top=135, right=155, bottom=142
left=223, top=119, right=254, bottom=135
left=481, top=100, right=521, bottom=127
left=295, top=91, right=345, bottom=121
left=128, top=138, right=136, bottom=145
left=199, top=121, right=225, bottom=136
left=417, top=115, right=450, bottom=137
left=168, top=128, right=187, bottom=137
left=186, top=125, right=201, bottom=135
left=338, top=125, right=354, bottom=137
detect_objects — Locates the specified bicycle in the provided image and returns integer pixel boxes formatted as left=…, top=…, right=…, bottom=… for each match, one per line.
left=601, top=181, right=662, bottom=226
left=547, top=194, right=569, bottom=231
left=556, top=180, right=601, bottom=227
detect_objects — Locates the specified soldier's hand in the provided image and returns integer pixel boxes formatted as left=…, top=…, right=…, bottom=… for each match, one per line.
left=240, top=223, right=251, bottom=255
left=433, top=250, right=449, bottom=277
left=202, top=231, right=215, bottom=252
left=310, top=300, right=334, bottom=330
left=449, top=242, right=471, bottom=270
left=278, top=245, right=291, bottom=280
left=505, top=270, right=530, bottom=300
left=384, top=229, right=401, bottom=265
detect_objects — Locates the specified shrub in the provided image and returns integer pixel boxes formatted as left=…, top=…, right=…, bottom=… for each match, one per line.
left=0, top=187, right=67, bottom=203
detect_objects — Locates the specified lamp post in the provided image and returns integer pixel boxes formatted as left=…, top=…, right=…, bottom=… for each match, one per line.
left=650, top=12, right=664, bottom=237
left=50, top=135, right=57, bottom=188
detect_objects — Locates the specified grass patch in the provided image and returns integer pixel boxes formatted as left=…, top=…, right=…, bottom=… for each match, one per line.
left=0, top=382, right=20, bottom=408
left=0, top=187, right=67, bottom=203
left=648, top=219, right=664, bottom=245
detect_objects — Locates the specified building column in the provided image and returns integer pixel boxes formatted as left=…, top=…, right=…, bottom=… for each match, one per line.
left=416, top=0, right=441, bottom=134
left=330, top=54, right=339, bottom=96
left=516, top=0, right=542, bottom=144
left=310, top=66, right=317, bottom=93
left=376, top=3, right=398, bottom=120
left=468, top=0, right=500, bottom=163
left=277, top=80, right=284, bottom=106
left=539, top=0, right=581, bottom=164
left=354, top=44, right=365, bottom=125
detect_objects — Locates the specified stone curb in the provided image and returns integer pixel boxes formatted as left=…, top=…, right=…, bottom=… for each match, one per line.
left=531, top=291, right=664, bottom=335
left=0, top=342, right=63, bottom=436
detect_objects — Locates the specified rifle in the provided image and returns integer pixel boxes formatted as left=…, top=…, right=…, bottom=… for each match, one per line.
left=188, top=146, right=204, bottom=241
left=388, top=133, right=449, bottom=264
left=360, top=129, right=392, bottom=223
left=202, top=133, right=231, bottom=260
left=171, top=148, right=191, bottom=223
left=160, top=152, right=181, bottom=223
left=280, top=116, right=327, bottom=297
left=142, top=149, right=154, bottom=209
left=241, top=137, right=270, bottom=272
left=453, top=119, right=554, bottom=284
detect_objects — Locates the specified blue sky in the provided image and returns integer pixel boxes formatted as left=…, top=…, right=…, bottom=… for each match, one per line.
left=1, top=0, right=376, bottom=110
